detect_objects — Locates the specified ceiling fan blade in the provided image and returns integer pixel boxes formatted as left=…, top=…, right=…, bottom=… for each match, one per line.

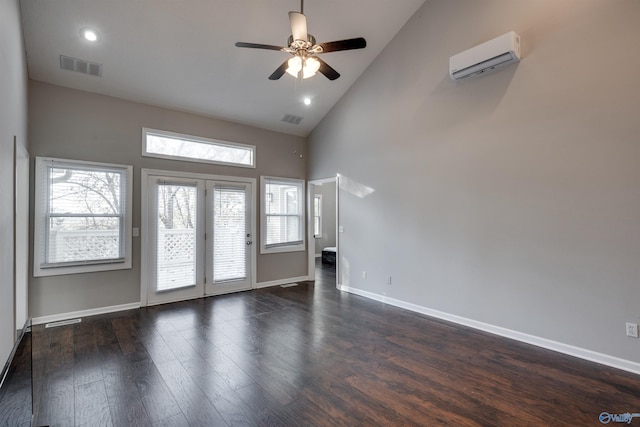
left=316, top=57, right=340, bottom=80
left=317, top=37, right=367, bottom=53
left=289, top=11, right=308, bottom=42
left=269, top=60, right=290, bottom=80
left=235, top=42, right=286, bottom=51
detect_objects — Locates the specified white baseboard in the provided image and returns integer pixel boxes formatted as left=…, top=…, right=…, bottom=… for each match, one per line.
left=340, top=285, right=640, bottom=376
left=254, top=276, right=310, bottom=289
left=32, top=302, right=141, bottom=326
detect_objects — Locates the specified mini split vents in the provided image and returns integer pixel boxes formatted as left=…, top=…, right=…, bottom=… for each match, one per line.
left=60, top=55, right=102, bottom=77
left=282, top=114, right=303, bottom=125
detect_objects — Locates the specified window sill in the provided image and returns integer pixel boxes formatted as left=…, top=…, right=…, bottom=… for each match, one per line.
left=260, top=244, right=305, bottom=255
left=33, top=259, right=132, bottom=277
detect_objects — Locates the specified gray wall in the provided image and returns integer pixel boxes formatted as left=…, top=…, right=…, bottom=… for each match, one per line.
left=29, top=81, right=307, bottom=318
left=308, top=0, right=640, bottom=363
left=0, top=0, right=28, bottom=365
left=312, top=182, right=337, bottom=254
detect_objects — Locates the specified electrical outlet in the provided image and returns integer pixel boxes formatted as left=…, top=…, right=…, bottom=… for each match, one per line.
left=626, top=323, right=639, bottom=338
left=386, top=276, right=392, bottom=285
left=362, top=271, right=367, bottom=279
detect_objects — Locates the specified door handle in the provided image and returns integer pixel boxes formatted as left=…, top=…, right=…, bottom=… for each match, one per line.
left=247, top=241, right=253, bottom=245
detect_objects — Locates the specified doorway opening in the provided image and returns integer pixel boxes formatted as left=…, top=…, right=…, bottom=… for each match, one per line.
left=307, top=177, right=338, bottom=286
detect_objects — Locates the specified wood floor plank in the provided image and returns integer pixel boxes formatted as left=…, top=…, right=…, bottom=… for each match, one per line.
left=37, top=371, right=75, bottom=426
left=155, top=360, right=228, bottom=426
left=74, top=379, right=112, bottom=426
left=109, top=398, right=152, bottom=427
left=129, top=359, right=183, bottom=423
left=150, top=412, right=189, bottom=427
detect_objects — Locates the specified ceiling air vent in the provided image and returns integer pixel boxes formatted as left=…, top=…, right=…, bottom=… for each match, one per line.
left=281, top=114, right=303, bottom=125
left=60, top=55, right=102, bottom=77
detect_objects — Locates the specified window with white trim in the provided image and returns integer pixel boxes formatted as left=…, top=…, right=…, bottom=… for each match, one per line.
left=143, top=128, right=255, bottom=168
left=33, top=157, right=133, bottom=277
left=261, top=176, right=305, bottom=254
left=313, top=194, right=322, bottom=238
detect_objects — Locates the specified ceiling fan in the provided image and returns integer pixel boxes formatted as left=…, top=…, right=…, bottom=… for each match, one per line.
left=235, top=0, right=366, bottom=81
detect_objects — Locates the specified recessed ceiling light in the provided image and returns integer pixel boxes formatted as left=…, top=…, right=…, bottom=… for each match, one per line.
left=303, top=97, right=311, bottom=106
left=81, top=28, right=99, bottom=42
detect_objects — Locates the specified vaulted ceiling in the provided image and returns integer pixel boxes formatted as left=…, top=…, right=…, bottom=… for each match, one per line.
left=20, top=0, right=425, bottom=136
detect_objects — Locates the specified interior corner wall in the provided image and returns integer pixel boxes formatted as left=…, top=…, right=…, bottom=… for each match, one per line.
left=0, top=0, right=28, bottom=366
left=28, top=81, right=307, bottom=318
left=308, top=0, right=640, bottom=363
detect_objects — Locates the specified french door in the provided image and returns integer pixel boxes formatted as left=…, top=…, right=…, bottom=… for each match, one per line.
left=144, top=173, right=253, bottom=306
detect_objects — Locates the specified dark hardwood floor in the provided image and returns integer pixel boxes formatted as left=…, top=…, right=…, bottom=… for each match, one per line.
left=0, top=327, right=32, bottom=427
left=26, top=260, right=640, bottom=426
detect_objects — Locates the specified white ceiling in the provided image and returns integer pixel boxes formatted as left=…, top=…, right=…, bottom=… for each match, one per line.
left=20, top=0, right=425, bottom=137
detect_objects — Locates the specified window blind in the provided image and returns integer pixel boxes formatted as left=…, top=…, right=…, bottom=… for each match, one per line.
left=264, top=178, right=304, bottom=248
left=40, top=160, right=127, bottom=267
left=213, top=185, right=247, bottom=282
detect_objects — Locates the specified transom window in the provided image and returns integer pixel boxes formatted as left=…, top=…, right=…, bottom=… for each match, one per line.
left=33, top=157, right=133, bottom=277
left=143, top=128, right=255, bottom=168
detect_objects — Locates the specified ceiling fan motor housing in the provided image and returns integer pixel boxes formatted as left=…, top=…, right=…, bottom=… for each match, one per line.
left=287, top=34, right=317, bottom=51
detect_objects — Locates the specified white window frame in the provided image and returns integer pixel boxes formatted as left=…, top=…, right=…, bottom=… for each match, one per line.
left=33, top=157, right=133, bottom=277
left=313, top=194, right=322, bottom=239
left=261, top=176, right=306, bottom=254
left=142, top=127, right=256, bottom=168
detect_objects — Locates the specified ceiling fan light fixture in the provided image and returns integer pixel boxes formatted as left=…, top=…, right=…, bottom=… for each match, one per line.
left=302, top=57, right=320, bottom=79
left=286, top=56, right=319, bottom=79
left=286, top=56, right=303, bottom=77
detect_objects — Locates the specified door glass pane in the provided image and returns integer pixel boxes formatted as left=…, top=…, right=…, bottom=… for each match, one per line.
left=156, top=183, right=197, bottom=291
left=213, top=186, right=246, bottom=282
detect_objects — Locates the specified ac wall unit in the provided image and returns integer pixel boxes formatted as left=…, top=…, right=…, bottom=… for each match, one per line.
left=449, top=31, right=521, bottom=81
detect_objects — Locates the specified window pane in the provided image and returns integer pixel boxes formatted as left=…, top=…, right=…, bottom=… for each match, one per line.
left=46, top=165, right=124, bottom=264
left=49, top=167, right=122, bottom=215
left=313, top=195, right=321, bottom=237
left=286, top=189, right=298, bottom=213
left=156, top=184, right=197, bottom=292
left=48, top=217, right=120, bottom=263
left=145, top=131, right=254, bottom=166
left=266, top=182, right=299, bottom=216
left=286, top=216, right=300, bottom=241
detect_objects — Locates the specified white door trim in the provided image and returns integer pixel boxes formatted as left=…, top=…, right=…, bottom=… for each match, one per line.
left=140, top=168, right=257, bottom=307
left=14, top=140, right=29, bottom=333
